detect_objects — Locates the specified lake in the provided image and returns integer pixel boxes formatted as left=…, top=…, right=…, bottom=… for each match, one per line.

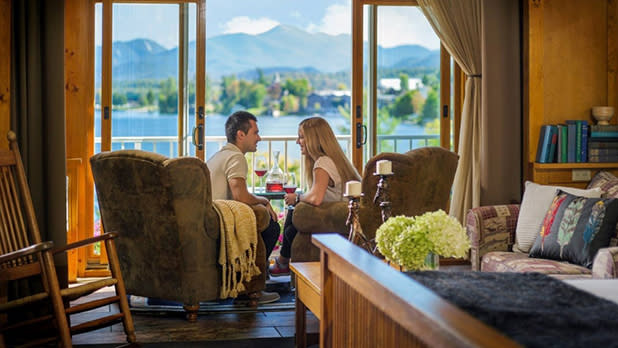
left=95, top=110, right=428, bottom=159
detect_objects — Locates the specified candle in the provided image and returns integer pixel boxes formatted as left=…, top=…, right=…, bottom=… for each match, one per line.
left=345, top=180, right=362, bottom=196
left=376, top=160, right=392, bottom=175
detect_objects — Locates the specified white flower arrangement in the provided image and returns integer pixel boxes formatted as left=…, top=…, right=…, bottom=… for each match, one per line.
left=375, top=210, right=470, bottom=270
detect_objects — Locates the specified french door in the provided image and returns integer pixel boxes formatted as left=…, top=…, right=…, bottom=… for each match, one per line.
left=351, top=0, right=458, bottom=170
left=80, top=0, right=206, bottom=277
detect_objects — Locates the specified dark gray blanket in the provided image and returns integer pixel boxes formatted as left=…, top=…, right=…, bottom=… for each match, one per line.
left=405, top=271, right=618, bottom=348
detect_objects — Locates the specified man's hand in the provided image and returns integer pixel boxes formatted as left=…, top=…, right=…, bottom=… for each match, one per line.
left=265, top=202, right=278, bottom=221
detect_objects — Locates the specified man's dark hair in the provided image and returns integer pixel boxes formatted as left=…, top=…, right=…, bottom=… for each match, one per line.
left=225, top=111, right=257, bottom=144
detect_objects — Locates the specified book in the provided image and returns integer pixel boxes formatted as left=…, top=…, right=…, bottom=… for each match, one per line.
left=589, top=141, right=618, bottom=148
left=588, top=155, right=618, bottom=163
left=560, top=124, right=568, bottom=163
left=590, top=125, right=618, bottom=132
left=547, top=126, right=558, bottom=163
left=535, top=125, right=551, bottom=163
left=588, top=148, right=618, bottom=156
left=581, top=122, right=588, bottom=162
left=590, top=131, right=618, bottom=138
left=566, top=122, right=577, bottom=163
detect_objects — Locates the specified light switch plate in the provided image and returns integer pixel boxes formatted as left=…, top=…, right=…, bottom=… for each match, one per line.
left=572, top=169, right=591, bottom=182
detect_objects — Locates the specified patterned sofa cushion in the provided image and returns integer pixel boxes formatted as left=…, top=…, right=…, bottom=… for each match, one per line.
left=481, top=251, right=592, bottom=279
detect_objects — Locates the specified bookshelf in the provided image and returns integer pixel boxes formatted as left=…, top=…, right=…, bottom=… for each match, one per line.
left=524, top=0, right=618, bottom=188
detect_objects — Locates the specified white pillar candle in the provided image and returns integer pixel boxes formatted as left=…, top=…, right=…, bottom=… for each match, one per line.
left=376, top=160, right=392, bottom=174
left=345, top=180, right=362, bottom=196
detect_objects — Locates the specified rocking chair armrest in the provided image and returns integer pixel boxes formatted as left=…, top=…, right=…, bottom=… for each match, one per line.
left=52, top=232, right=118, bottom=255
left=0, top=241, right=54, bottom=264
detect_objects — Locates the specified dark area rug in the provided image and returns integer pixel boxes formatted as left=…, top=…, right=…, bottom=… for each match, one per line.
left=74, top=337, right=296, bottom=348
left=127, top=277, right=295, bottom=314
left=405, top=271, right=618, bottom=348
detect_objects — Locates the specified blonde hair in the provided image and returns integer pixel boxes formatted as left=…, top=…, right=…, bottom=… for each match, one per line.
left=299, top=117, right=361, bottom=190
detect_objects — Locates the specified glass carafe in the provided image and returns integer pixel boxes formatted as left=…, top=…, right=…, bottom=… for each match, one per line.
left=265, top=150, right=284, bottom=192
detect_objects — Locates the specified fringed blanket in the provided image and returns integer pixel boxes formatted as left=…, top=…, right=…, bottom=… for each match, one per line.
left=213, top=200, right=261, bottom=298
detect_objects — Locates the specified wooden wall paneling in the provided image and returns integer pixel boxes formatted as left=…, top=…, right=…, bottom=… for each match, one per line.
left=351, top=0, right=364, bottom=172
left=195, top=0, right=205, bottom=160
left=0, top=0, right=10, bottom=150
left=609, top=0, right=617, bottom=109
left=524, top=0, right=544, bottom=172
left=543, top=0, right=607, bottom=125
left=65, top=0, right=102, bottom=278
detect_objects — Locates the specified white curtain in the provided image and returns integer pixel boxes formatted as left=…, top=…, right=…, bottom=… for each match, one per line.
left=418, top=0, right=482, bottom=221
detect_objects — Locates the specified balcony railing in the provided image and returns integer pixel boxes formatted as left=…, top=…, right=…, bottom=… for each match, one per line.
left=94, top=133, right=439, bottom=190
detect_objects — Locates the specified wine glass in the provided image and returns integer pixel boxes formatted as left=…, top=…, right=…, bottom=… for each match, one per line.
left=283, top=172, right=298, bottom=209
left=254, top=154, right=268, bottom=192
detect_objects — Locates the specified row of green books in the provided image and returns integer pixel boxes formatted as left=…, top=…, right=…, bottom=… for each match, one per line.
left=535, top=121, right=588, bottom=163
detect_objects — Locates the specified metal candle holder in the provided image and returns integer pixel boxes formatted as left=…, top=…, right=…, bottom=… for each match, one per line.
left=345, top=194, right=373, bottom=253
left=373, top=172, right=394, bottom=223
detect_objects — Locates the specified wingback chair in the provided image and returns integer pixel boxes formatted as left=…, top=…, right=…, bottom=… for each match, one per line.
left=90, top=150, right=270, bottom=321
left=291, top=147, right=459, bottom=262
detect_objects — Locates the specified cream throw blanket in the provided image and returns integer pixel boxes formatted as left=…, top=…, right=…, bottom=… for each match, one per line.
left=213, top=200, right=261, bottom=298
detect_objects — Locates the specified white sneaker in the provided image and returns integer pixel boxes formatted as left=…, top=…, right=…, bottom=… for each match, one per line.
left=258, top=291, right=280, bottom=304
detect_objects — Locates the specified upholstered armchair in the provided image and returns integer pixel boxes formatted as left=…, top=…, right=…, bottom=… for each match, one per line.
left=90, top=150, right=270, bottom=321
left=291, top=147, right=459, bottom=262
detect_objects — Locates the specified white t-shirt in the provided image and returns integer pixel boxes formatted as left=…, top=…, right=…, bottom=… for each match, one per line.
left=314, top=156, right=345, bottom=203
left=206, top=143, right=247, bottom=200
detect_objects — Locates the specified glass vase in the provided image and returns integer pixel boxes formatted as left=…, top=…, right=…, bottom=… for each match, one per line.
left=423, top=252, right=440, bottom=270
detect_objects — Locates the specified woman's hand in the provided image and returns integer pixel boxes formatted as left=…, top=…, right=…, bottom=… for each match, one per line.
left=284, top=193, right=297, bottom=206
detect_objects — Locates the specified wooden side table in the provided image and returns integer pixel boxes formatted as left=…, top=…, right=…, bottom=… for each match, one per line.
left=290, top=261, right=321, bottom=348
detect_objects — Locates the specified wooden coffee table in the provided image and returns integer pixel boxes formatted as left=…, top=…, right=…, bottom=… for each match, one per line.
left=290, top=261, right=321, bottom=348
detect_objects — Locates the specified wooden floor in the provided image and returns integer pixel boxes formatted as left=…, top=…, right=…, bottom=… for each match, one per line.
left=70, top=286, right=319, bottom=347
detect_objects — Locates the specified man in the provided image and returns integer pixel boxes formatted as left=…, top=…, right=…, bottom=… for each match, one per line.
left=207, top=110, right=280, bottom=304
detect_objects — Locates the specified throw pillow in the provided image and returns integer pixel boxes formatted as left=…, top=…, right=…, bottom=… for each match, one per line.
left=529, top=190, right=618, bottom=268
left=587, top=171, right=618, bottom=198
left=514, top=181, right=602, bottom=253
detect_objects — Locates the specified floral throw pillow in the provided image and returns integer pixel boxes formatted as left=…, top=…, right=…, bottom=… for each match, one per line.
left=587, top=171, right=618, bottom=198
left=529, top=190, right=618, bottom=268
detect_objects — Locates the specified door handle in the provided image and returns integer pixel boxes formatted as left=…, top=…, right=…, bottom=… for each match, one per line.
left=356, top=122, right=367, bottom=148
left=192, top=125, right=203, bottom=150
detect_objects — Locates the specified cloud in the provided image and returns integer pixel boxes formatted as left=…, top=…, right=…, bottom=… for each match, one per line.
left=306, top=3, right=351, bottom=36
left=222, top=16, right=280, bottom=35
left=377, top=7, right=440, bottom=49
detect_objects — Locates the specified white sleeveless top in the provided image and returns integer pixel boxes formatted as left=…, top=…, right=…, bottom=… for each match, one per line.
left=314, top=156, right=345, bottom=203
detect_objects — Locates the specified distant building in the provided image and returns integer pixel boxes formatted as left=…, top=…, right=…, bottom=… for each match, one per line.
left=379, top=78, right=424, bottom=92
left=306, top=90, right=351, bottom=114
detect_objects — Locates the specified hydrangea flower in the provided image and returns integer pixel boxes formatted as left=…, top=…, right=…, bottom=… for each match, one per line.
left=375, top=210, right=470, bottom=270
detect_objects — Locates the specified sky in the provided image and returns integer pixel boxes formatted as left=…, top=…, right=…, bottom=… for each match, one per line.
left=96, top=1, right=439, bottom=50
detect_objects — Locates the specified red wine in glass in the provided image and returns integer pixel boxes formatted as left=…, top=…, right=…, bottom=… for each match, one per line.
left=283, top=185, right=297, bottom=194
left=254, top=169, right=267, bottom=177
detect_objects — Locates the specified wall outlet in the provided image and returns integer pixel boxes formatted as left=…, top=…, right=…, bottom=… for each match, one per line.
left=572, top=169, right=591, bottom=182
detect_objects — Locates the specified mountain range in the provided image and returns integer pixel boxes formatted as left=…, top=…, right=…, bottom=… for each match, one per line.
left=96, top=24, right=439, bottom=83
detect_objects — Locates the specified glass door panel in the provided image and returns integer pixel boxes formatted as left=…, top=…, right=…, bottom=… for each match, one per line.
left=204, top=0, right=352, bottom=193
left=374, top=5, right=441, bottom=154
left=89, top=1, right=199, bottom=273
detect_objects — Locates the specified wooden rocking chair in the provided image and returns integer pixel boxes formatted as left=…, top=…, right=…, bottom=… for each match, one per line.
left=0, top=131, right=136, bottom=347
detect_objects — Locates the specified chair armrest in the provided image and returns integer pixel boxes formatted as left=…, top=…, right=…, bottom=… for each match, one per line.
left=292, top=201, right=349, bottom=235
left=592, top=247, right=618, bottom=278
left=0, top=241, right=54, bottom=265
left=249, top=204, right=271, bottom=233
left=466, top=204, right=519, bottom=271
left=52, top=232, right=117, bottom=255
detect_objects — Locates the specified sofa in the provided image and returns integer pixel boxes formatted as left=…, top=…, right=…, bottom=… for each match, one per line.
left=467, top=205, right=618, bottom=279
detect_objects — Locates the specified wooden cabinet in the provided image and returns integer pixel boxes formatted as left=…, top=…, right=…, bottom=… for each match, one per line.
left=524, top=0, right=618, bottom=188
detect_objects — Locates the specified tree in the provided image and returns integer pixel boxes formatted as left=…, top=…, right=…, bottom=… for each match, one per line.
left=421, top=90, right=439, bottom=125
left=112, top=92, right=127, bottom=106
left=146, top=89, right=155, bottom=105
left=281, top=94, right=299, bottom=114
left=392, top=91, right=416, bottom=119
left=284, top=78, right=310, bottom=110
left=399, top=73, right=409, bottom=92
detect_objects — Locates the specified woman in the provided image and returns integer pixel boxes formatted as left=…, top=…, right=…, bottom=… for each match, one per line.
left=269, top=117, right=361, bottom=276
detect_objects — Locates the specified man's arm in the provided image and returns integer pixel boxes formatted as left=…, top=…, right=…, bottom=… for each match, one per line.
left=228, top=177, right=278, bottom=220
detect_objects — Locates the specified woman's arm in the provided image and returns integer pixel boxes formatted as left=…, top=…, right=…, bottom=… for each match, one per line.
left=284, top=167, right=330, bottom=207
